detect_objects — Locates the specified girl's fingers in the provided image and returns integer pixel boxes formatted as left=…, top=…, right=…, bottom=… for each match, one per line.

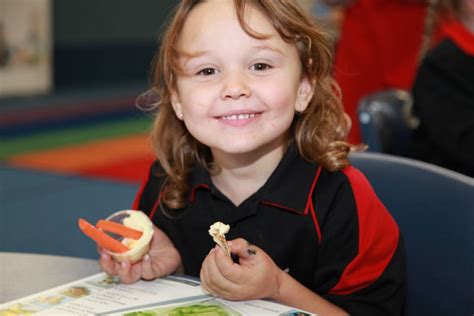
left=200, top=257, right=212, bottom=293
left=117, top=260, right=138, bottom=284
left=99, top=252, right=117, bottom=276
left=213, top=246, right=240, bottom=281
left=141, top=255, right=156, bottom=280
left=130, top=261, right=143, bottom=282
left=228, top=238, right=257, bottom=260
left=205, top=247, right=223, bottom=278
left=203, top=247, right=238, bottom=296
left=201, top=249, right=226, bottom=295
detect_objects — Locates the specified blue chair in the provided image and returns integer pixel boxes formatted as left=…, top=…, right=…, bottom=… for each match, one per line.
left=357, top=89, right=418, bottom=155
left=350, top=152, right=474, bottom=316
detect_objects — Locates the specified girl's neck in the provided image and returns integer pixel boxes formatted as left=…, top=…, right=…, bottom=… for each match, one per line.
left=211, top=142, right=286, bottom=207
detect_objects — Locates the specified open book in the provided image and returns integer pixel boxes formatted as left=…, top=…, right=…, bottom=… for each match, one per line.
left=0, top=273, right=314, bottom=315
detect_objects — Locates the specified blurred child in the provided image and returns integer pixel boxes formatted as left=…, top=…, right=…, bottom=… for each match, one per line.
left=409, top=0, right=474, bottom=176
left=332, top=0, right=430, bottom=143
left=99, top=1, right=405, bottom=315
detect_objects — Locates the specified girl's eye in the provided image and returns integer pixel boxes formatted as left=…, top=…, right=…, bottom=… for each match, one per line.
left=197, top=68, right=217, bottom=76
left=250, top=63, right=272, bottom=71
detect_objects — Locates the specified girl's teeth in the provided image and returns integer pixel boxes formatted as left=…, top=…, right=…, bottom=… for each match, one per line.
left=222, top=113, right=256, bottom=120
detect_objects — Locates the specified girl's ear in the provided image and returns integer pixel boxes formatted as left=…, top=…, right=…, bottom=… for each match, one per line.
left=295, top=77, right=315, bottom=113
left=170, top=91, right=184, bottom=120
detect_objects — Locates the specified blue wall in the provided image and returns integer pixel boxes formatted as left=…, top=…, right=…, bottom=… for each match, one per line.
left=52, top=0, right=176, bottom=90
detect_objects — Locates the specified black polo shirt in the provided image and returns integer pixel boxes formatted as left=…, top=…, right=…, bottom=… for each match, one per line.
left=133, top=147, right=405, bottom=316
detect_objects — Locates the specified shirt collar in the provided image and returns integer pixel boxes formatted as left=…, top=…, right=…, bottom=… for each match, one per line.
left=258, top=145, right=320, bottom=214
left=188, top=145, right=320, bottom=214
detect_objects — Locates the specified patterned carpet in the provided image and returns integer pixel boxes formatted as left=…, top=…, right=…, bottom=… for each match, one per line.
left=0, top=87, right=155, bottom=184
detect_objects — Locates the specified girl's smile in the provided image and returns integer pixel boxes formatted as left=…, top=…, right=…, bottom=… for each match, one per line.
left=214, top=110, right=263, bottom=127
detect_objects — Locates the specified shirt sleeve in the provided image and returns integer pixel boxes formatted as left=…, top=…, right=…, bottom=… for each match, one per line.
left=131, top=161, right=163, bottom=220
left=314, top=167, right=406, bottom=316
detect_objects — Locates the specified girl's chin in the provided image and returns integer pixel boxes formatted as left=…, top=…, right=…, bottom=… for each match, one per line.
left=209, top=140, right=284, bottom=158
left=210, top=145, right=260, bottom=156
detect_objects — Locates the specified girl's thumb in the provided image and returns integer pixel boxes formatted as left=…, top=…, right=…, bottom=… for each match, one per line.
left=228, top=238, right=258, bottom=260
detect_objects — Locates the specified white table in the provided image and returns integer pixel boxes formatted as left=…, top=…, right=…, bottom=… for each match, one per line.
left=0, top=252, right=101, bottom=304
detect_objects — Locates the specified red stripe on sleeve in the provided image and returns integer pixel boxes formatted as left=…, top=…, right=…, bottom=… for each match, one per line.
left=131, top=164, right=153, bottom=210
left=149, top=191, right=163, bottom=220
left=329, top=167, right=399, bottom=295
left=308, top=166, right=322, bottom=244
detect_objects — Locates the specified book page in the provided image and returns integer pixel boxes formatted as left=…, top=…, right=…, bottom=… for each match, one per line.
left=0, top=273, right=206, bottom=315
left=0, top=273, right=314, bottom=315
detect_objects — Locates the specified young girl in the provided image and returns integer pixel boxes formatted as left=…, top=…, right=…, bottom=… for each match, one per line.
left=99, top=1, right=405, bottom=315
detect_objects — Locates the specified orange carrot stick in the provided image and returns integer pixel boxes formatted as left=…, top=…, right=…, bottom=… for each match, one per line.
left=96, top=220, right=143, bottom=240
left=78, top=218, right=129, bottom=253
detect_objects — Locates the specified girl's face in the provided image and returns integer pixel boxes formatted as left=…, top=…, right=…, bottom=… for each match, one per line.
left=171, top=0, right=313, bottom=158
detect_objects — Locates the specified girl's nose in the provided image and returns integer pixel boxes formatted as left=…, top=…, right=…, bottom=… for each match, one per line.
left=220, top=72, right=251, bottom=100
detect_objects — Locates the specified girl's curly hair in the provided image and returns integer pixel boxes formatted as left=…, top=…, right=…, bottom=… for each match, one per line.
left=142, top=0, right=356, bottom=209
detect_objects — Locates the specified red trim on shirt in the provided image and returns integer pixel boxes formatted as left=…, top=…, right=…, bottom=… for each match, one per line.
left=132, top=166, right=152, bottom=210
left=441, top=19, right=474, bottom=56
left=259, top=201, right=301, bottom=214
left=190, top=184, right=210, bottom=203
left=330, top=167, right=399, bottom=295
left=308, top=202, right=321, bottom=244
left=149, top=190, right=163, bottom=220
left=307, top=166, right=322, bottom=244
left=261, top=166, right=322, bottom=242
left=148, top=183, right=211, bottom=219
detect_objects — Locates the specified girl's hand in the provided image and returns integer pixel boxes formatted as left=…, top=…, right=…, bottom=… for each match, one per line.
left=99, top=226, right=182, bottom=284
left=200, top=238, right=283, bottom=301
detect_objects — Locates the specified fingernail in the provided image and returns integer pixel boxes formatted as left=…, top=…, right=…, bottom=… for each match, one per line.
left=227, top=241, right=233, bottom=246
left=144, top=254, right=150, bottom=262
left=101, top=253, right=109, bottom=260
left=121, top=261, right=129, bottom=269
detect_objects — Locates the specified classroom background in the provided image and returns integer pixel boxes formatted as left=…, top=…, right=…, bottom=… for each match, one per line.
left=0, top=1, right=473, bottom=314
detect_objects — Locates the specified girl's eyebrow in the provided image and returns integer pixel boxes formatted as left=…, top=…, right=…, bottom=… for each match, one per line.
left=184, top=46, right=282, bottom=57
left=180, top=44, right=286, bottom=66
left=180, top=50, right=210, bottom=65
left=182, top=50, right=209, bottom=58
left=251, top=45, right=286, bottom=56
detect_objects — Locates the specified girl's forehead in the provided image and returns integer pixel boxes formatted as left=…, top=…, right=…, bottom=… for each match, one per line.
left=177, top=0, right=281, bottom=50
